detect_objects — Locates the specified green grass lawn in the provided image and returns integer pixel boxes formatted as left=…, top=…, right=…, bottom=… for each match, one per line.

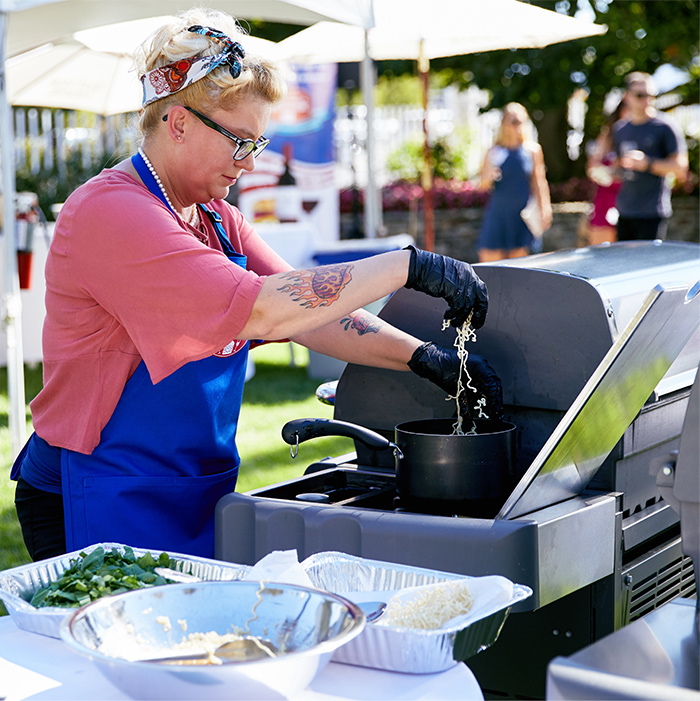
left=0, top=343, right=354, bottom=614
left=0, top=364, right=43, bottom=574
left=235, top=343, right=353, bottom=492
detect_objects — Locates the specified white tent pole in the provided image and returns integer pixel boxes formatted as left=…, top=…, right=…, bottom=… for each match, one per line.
left=0, top=9, right=27, bottom=458
left=419, top=40, right=434, bottom=252
left=360, top=28, right=380, bottom=238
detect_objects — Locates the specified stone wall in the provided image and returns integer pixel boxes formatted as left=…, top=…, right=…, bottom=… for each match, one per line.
left=342, top=196, right=699, bottom=263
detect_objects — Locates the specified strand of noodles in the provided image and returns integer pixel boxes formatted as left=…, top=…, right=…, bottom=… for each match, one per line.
left=442, top=313, right=489, bottom=436
left=245, top=580, right=266, bottom=632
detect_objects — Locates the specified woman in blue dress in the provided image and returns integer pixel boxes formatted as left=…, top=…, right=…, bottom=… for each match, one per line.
left=477, top=103, right=552, bottom=262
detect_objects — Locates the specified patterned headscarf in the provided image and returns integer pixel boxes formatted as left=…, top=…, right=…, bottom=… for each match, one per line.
left=140, top=25, right=245, bottom=107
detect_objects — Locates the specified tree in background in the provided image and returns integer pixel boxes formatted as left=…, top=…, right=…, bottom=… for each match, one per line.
left=251, top=3, right=698, bottom=185
left=426, top=0, right=698, bottom=182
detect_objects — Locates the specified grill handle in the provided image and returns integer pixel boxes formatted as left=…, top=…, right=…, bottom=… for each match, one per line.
left=281, top=418, right=396, bottom=458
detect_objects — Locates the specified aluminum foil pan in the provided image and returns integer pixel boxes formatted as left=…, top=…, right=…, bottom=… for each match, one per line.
left=302, top=551, right=532, bottom=674
left=0, top=542, right=250, bottom=639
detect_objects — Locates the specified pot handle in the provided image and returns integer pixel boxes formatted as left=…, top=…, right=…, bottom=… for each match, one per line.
left=281, top=418, right=396, bottom=458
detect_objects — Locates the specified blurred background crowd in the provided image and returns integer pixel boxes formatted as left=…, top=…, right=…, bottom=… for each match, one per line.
left=9, top=0, right=699, bottom=262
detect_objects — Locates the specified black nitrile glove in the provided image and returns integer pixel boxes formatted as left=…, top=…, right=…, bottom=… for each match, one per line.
left=408, top=342, right=504, bottom=421
left=404, top=245, right=489, bottom=328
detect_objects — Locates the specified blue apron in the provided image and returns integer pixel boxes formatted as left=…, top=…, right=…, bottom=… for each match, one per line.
left=61, top=154, right=249, bottom=558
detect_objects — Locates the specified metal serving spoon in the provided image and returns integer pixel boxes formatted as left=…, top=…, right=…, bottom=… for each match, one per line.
left=142, top=603, right=386, bottom=665
left=144, top=636, right=279, bottom=665
left=357, top=600, right=387, bottom=622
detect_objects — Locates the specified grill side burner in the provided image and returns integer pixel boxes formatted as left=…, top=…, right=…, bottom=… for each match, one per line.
left=217, top=242, right=700, bottom=699
left=260, top=467, right=396, bottom=509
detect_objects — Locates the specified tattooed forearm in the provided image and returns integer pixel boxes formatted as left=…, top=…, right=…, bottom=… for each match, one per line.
left=340, top=313, right=383, bottom=336
left=277, top=265, right=353, bottom=308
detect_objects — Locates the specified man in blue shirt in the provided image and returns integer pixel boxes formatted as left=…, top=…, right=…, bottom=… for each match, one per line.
left=612, top=72, right=688, bottom=240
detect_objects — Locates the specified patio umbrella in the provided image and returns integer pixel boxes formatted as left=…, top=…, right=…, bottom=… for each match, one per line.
left=0, top=0, right=374, bottom=457
left=5, top=0, right=373, bottom=56
left=277, top=0, right=608, bottom=245
left=7, top=18, right=279, bottom=115
left=7, top=41, right=142, bottom=115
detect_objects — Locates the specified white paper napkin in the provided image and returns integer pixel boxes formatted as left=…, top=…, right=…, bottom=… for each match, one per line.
left=243, top=550, right=316, bottom=588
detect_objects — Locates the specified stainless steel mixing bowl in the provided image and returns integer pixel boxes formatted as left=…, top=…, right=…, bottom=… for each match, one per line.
left=59, top=580, right=365, bottom=699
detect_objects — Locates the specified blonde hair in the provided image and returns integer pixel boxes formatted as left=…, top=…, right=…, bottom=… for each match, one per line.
left=134, top=8, right=287, bottom=136
left=494, top=103, right=532, bottom=147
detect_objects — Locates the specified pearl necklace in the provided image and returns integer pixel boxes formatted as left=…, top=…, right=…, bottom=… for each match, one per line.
left=139, top=148, right=198, bottom=226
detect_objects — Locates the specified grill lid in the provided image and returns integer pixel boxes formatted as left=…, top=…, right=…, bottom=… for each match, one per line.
left=498, top=281, right=699, bottom=519
left=336, top=242, right=700, bottom=429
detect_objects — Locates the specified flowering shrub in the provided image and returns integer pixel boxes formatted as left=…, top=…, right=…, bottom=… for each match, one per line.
left=340, top=174, right=697, bottom=214
left=340, top=178, right=489, bottom=214
left=673, top=171, right=699, bottom=196
left=382, top=180, right=426, bottom=211
left=339, top=186, right=365, bottom=214
left=548, top=177, right=596, bottom=204
left=430, top=179, right=490, bottom=209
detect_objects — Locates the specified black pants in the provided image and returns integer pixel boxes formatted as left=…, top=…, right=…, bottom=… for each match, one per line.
left=617, top=216, right=668, bottom=241
left=13, top=476, right=67, bottom=561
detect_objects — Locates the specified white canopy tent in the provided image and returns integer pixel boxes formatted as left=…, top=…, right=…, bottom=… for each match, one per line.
left=0, top=0, right=374, bottom=457
left=278, top=0, right=607, bottom=245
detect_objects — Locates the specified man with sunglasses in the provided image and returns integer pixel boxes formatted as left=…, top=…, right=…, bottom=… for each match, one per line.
left=612, top=72, right=688, bottom=241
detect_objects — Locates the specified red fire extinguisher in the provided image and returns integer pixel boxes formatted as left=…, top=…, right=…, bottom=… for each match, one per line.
left=15, top=192, right=42, bottom=289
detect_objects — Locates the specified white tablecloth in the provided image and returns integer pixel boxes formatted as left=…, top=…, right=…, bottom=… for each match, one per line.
left=0, top=617, right=484, bottom=701
left=254, top=222, right=319, bottom=269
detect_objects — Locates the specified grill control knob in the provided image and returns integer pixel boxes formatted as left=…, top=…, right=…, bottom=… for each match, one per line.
left=295, top=493, right=331, bottom=503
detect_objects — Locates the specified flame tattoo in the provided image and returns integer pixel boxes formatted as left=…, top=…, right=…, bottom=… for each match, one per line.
left=278, top=265, right=353, bottom=308
left=341, top=313, right=382, bottom=336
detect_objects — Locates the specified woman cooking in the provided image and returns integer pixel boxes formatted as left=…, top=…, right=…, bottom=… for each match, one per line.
left=11, top=8, right=502, bottom=561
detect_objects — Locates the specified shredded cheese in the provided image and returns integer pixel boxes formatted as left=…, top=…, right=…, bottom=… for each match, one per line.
left=155, top=615, right=172, bottom=632
left=378, top=580, right=474, bottom=630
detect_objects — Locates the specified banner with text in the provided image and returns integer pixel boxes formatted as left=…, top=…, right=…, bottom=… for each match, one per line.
left=237, top=62, right=339, bottom=263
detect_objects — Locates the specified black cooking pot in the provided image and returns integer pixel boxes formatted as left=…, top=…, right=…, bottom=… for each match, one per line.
left=281, top=417, right=516, bottom=515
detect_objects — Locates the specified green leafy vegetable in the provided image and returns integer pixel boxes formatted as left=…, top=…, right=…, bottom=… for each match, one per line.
left=29, top=546, right=175, bottom=609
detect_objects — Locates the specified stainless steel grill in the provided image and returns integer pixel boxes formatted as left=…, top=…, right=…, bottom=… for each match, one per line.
left=546, top=365, right=699, bottom=699
left=216, top=241, right=700, bottom=698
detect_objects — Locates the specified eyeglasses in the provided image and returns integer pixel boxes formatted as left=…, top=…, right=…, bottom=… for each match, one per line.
left=163, top=107, right=269, bottom=160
